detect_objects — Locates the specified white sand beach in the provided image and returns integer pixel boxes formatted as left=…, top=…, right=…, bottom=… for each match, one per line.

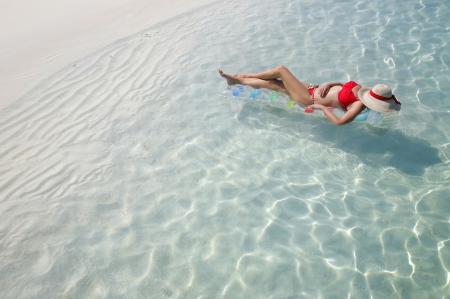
left=1, top=0, right=450, bottom=297
left=0, top=0, right=216, bottom=110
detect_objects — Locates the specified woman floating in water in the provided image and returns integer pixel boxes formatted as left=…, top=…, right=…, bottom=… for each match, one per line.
left=219, top=66, right=401, bottom=126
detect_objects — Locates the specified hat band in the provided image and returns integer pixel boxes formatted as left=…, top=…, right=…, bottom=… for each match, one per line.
left=369, top=90, right=401, bottom=105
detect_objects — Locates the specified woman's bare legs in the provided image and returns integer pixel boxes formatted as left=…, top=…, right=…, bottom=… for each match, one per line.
left=219, top=66, right=312, bottom=106
left=219, top=70, right=288, bottom=93
left=235, top=72, right=309, bottom=88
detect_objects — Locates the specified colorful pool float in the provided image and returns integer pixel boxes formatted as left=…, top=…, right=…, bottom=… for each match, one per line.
left=221, top=85, right=383, bottom=125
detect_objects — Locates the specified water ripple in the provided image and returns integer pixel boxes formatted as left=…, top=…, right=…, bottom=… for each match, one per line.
left=1, top=0, right=450, bottom=298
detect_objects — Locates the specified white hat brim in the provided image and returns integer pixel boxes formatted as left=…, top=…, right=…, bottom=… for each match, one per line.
left=358, top=87, right=401, bottom=114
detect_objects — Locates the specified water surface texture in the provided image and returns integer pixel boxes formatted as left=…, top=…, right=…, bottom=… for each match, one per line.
left=1, top=0, right=450, bottom=298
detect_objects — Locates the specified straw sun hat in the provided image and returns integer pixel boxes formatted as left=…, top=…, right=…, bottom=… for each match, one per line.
left=358, top=84, right=401, bottom=114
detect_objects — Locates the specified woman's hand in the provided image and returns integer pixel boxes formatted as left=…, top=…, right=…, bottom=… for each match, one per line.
left=318, top=84, right=331, bottom=98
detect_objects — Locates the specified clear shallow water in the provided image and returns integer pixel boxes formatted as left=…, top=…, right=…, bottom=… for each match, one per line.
left=1, top=0, right=450, bottom=298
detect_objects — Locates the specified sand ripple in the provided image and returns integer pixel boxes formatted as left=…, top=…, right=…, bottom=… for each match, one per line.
left=1, top=0, right=450, bottom=298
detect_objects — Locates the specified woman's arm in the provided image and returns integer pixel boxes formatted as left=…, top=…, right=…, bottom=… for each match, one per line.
left=308, top=101, right=366, bottom=126
left=318, top=82, right=343, bottom=97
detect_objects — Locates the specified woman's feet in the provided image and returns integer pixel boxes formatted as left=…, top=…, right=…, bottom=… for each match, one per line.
left=218, top=70, right=238, bottom=85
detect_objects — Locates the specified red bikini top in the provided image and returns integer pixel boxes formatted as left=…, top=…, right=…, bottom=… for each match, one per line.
left=338, top=81, right=359, bottom=110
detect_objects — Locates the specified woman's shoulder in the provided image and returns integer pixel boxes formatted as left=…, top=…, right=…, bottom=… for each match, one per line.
left=346, top=99, right=365, bottom=111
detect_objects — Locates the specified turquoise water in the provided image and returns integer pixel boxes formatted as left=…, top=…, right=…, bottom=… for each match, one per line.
left=1, top=0, right=450, bottom=298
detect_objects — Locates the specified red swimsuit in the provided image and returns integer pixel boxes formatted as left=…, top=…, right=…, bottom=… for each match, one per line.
left=338, top=81, right=359, bottom=110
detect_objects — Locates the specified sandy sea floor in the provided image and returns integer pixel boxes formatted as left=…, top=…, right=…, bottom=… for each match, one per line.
left=1, top=0, right=450, bottom=298
left=0, top=0, right=217, bottom=110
